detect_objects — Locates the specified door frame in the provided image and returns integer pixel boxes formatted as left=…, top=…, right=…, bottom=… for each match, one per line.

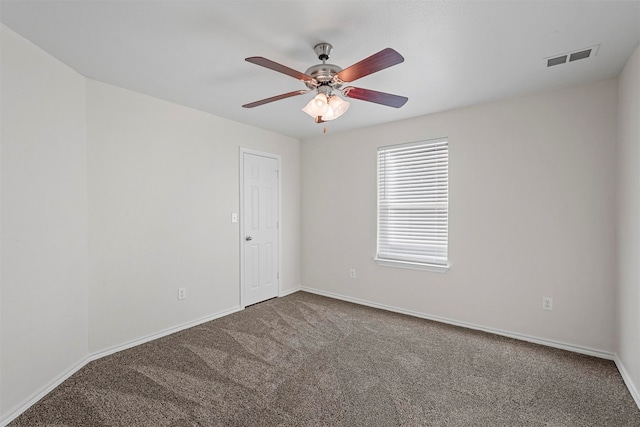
left=239, top=147, right=282, bottom=308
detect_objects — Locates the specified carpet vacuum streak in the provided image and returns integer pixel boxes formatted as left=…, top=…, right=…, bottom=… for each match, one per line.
left=9, top=292, right=640, bottom=426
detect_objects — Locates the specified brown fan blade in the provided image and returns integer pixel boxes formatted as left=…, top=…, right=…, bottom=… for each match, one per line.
left=246, top=57, right=315, bottom=83
left=336, top=48, right=404, bottom=83
left=343, top=87, right=408, bottom=108
left=242, top=90, right=309, bottom=108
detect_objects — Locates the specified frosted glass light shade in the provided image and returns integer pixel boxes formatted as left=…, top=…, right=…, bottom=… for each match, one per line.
left=302, top=94, right=329, bottom=117
left=302, top=100, right=316, bottom=117
left=323, top=96, right=350, bottom=121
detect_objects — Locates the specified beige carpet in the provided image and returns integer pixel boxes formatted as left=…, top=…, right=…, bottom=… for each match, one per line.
left=9, top=291, right=640, bottom=426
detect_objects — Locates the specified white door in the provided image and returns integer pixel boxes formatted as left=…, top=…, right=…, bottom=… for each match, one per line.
left=241, top=151, right=279, bottom=306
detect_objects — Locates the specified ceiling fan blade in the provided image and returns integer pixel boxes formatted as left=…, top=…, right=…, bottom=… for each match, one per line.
left=343, top=87, right=408, bottom=108
left=336, top=48, right=404, bottom=83
left=246, top=57, right=315, bottom=82
left=242, top=90, right=309, bottom=108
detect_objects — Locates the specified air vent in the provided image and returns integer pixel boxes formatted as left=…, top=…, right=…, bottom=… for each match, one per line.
left=545, top=45, right=599, bottom=68
left=547, top=55, right=567, bottom=67
left=569, top=49, right=592, bottom=62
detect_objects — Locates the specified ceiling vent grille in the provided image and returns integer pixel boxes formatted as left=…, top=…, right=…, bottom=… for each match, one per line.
left=545, top=45, right=599, bottom=67
left=569, top=49, right=592, bottom=62
left=547, top=55, right=567, bottom=67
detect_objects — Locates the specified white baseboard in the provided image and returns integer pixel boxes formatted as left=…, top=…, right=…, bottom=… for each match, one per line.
left=299, top=287, right=640, bottom=410
left=298, top=287, right=640, bottom=410
left=1, top=356, right=88, bottom=427
left=0, top=306, right=242, bottom=427
left=279, top=286, right=301, bottom=298
left=299, top=286, right=616, bottom=360
left=614, top=356, right=640, bottom=409
left=87, top=306, right=242, bottom=361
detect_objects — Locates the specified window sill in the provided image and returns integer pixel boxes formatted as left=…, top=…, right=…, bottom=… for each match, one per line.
left=373, top=258, right=450, bottom=273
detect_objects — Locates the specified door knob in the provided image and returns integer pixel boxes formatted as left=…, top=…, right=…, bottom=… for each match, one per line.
left=245, top=236, right=252, bottom=241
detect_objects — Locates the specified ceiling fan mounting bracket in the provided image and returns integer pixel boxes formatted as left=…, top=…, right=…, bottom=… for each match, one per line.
left=313, top=42, right=333, bottom=61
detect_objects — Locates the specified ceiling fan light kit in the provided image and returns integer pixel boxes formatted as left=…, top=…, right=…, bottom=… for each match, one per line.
left=243, top=42, right=408, bottom=126
left=303, top=93, right=331, bottom=117
left=302, top=93, right=350, bottom=121
left=325, top=95, right=350, bottom=120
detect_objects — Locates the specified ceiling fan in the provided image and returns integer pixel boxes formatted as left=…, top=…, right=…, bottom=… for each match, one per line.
left=242, top=43, right=408, bottom=124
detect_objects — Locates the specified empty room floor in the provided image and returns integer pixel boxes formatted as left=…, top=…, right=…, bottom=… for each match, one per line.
left=9, top=292, right=640, bottom=426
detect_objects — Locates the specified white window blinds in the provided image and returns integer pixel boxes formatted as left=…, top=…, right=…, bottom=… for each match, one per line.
left=377, top=139, right=448, bottom=266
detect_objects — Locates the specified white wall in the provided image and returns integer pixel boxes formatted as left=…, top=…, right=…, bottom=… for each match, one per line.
left=617, top=44, right=640, bottom=402
left=0, top=24, right=301, bottom=421
left=301, top=79, right=618, bottom=353
left=86, top=80, right=300, bottom=352
left=1, top=25, right=89, bottom=416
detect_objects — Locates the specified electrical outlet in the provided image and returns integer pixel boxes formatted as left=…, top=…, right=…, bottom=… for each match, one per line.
left=178, top=287, right=186, bottom=300
left=349, top=268, right=356, bottom=279
left=542, top=296, right=553, bottom=311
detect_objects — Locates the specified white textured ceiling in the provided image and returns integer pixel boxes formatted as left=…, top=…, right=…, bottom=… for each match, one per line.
left=2, top=1, right=639, bottom=139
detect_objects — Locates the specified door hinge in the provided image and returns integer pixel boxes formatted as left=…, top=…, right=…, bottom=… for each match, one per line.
left=277, top=272, right=279, bottom=279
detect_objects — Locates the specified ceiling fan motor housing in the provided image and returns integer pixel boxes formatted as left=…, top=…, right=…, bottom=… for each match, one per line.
left=304, top=63, right=343, bottom=89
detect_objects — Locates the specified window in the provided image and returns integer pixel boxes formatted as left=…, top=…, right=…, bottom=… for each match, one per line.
left=375, top=138, right=449, bottom=272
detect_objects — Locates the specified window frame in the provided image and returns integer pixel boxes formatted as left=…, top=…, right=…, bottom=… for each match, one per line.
left=374, top=137, right=450, bottom=273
